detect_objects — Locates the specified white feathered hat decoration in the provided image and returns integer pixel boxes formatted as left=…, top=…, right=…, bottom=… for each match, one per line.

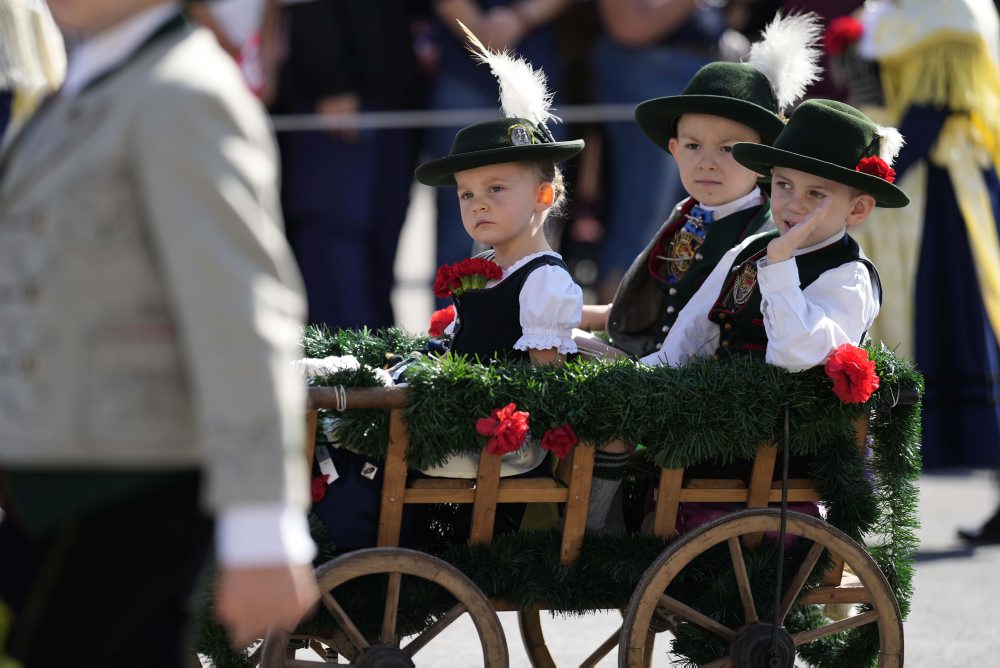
left=635, top=12, right=825, bottom=148
left=413, top=22, right=585, bottom=187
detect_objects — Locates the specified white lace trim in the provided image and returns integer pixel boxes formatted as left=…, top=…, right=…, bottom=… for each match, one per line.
left=513, top=330, right=579, bottom=355
left=487, top=250, right=561, bottom=286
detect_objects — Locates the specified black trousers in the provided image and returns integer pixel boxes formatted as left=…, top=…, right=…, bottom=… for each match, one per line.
left=0, top=474, right=212, bottom=668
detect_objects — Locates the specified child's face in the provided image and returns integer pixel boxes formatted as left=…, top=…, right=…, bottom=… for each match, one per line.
left=454, top=162, right=552, bottom=251
left=47, top=0, right=166, bottom=33
left=668, top=114, right=762, bottom=207
left=770, top=166, right=876, bottom=248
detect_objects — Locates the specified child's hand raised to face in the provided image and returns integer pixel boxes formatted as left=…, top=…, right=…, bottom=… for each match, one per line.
left=766, top=196, right=832, bottom=265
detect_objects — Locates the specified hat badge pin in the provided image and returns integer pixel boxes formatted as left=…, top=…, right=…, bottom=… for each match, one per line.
left=509, top=124, right=536, bottom=146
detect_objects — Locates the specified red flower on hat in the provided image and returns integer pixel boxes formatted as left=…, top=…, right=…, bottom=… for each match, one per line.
left=824, top=343, right=880, bottom=403
left=475, top=402, right=531, bottom=456
left=433, top=258, right=503, bottom=298
left=311, top=475, right=328, bottom=503
left=428, top=305, right=456, bottom=337
left=824, top=16, right=864, bottom=56
left=540, top=422, right=578, bottom=459
left=855, top=155, right=896, bottom=183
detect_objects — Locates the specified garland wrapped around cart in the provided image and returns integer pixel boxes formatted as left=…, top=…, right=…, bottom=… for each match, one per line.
left=195, top=326, right=922, bottom=667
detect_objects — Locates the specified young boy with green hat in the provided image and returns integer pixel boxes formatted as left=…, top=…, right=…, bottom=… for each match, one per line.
left=579, top=12, right=824, bottom=362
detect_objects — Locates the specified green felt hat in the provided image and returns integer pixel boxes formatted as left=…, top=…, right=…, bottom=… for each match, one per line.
left=415, top=118, right=585, bottom=187
left=732, top=99, right=910, bottom=208
left=635, top=62, right=787, bottom=149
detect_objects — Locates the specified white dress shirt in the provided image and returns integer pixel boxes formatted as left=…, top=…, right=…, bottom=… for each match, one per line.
left=641, top=229, right=880, bottom=372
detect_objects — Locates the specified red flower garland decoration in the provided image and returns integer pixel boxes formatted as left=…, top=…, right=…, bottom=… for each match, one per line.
left=824, top=343, right=880, bottom=403
left=855, top=155, right=897, bottom=183
left=475, top=402, right=530, bottom=455
left=540, top=422, right=577, bottom=459
left=824, top=16, right=864, bottom=56
left=311, top=476, right=328, bottom=503
left=428, top=305, right=456, bottom=337
left=433, top=258, right=503, bottom=298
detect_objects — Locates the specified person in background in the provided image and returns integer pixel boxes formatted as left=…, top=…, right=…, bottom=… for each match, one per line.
left=846, top=0, right=1000, bottom=543
left=0, top=0, right=66, bottom=145
left=0, top=2, right=318, bottom=665
left=273, top=0, right=428, bottom=330
left=186, top=0, right=281, bottom=102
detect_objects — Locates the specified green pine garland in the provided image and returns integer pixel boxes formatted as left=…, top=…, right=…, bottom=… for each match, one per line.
left=195, top=327, right=922, bottom=666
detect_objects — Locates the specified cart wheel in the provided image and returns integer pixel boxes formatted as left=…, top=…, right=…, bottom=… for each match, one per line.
left=260, top=547, right=508, bottom=667
left=619, top=509, right=903, bottom=668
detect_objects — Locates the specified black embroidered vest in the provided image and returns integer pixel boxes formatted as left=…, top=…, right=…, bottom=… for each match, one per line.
left=451, top=254, right=569, bottom=362
left=708, top=231, right=881, bottom=360
left=608, top=198, right=772, bottom=358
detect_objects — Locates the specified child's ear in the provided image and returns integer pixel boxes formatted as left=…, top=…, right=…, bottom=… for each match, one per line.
left=845, top=193, right=877, bottom=227
left=667, top=137, right=680, bottom=159
left=536, top=182, right=555, bottom=210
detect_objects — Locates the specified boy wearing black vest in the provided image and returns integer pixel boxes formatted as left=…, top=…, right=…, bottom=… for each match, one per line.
left=579, top=13, right=823, bottom=360
left=641, top=99, right=909, bottom=371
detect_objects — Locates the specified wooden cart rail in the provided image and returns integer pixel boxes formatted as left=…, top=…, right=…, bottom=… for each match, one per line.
left=305, top=385, right=871, bottom=603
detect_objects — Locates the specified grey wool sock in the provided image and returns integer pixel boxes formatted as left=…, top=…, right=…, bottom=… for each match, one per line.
left=586, top=451, right=629, bottom=530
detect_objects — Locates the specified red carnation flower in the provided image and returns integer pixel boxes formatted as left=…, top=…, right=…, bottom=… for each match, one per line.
left=825, top=343, right=880, bottom=403
left=540, top=422, right=577, bottom=459
left=475, top=402, right=531, bottom=455
left=825, top=16, right=864, bottom=56
left=429, top=305, right=456, bottom=337
left=311, top=475, right=328, bottom=503
left=432, top=258, right=503, bottom=298
left=433, top=264, right=455, bottom=298
left=855, top=155, right=897, bottom=183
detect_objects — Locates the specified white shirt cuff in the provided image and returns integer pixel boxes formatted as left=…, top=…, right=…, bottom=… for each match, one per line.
left=514, top=329, right=579, bottom=354
left=216, top=503, right=317, bottom=567
left=757, top=256, right=800, bottom=292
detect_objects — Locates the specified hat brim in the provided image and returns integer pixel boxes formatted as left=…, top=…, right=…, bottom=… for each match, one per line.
left=634, top=95, right=786, bottom=151
left=732, top=143, right=910, bottom=208
left=415, top=141, right=585, bottom=187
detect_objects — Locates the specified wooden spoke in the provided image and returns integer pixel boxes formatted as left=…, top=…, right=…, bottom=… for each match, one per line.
left=380, top=572, right=402, bottom=644
left=656, top=594, right=736, bottom=642
left=320, top=592, right=369, bottom=654
left=580, top=626, right=622, bottom=667
left=727, top=537, right=758, bottom=625
left=792, top=609, right=880, bottom=646
left=402, top=603, right=467, bottom=658
left=778, top=541, right=825, bottom=624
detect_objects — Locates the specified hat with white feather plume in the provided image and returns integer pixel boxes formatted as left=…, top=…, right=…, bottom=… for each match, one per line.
left=732, top=99, right=909, bottom=208
left=415, top=22, right=584, bottom=187
left=635, top=12, right=824, bottom=148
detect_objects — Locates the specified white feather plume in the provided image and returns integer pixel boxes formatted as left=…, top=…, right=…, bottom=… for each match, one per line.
left=457, top=20, right=559, bottom=128
left=875, top=125, right=905, bottom=166
left=744, top=12, right=824, bottom=113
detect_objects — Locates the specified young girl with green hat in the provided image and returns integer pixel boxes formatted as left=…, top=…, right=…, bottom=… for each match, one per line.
left=413, top=26, right=584, bottom=489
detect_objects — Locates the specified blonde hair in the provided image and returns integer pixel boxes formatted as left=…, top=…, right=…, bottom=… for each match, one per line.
left=525, top=160, right=568, bottom=219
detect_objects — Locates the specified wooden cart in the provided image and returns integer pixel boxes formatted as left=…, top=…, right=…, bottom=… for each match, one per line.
left=256, top=384, right=908, bottom=668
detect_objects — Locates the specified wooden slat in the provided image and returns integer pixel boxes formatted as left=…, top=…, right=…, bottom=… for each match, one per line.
left=679, top=488, right=821, bottom=503
left=402, top=484, right=570, bottom=504
left=852, top=415, right=870, bottom=454
left=560, top=444, right=595, bottom=565
left=408, top=478, right=475, bottom=490
left=799, top=573, right=872, bottom=605
left=469, top=449, right=501, bottom=544
left=746, top=444, right=778, bottom=508
left=728, top=537, right=758, bottom=624
left=376, top=409, right=409, bottom=547
left=653, top=468, right=683, bottom=538
left=308, top=385, right=409, bottom=410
